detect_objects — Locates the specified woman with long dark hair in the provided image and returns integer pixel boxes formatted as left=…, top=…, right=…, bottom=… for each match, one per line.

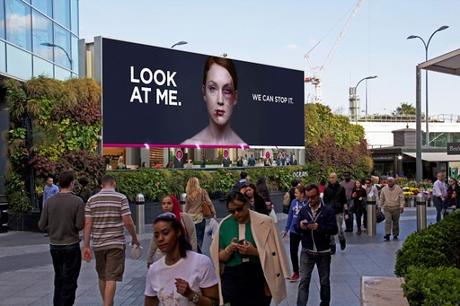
left=210, top=192, right=289, bottom=306
left=351, top=180, right=367, bottom=235
left=145, top=213, right=219, bottom=306
left=147, top=195, right=197, bottom=267
left=244, top=183, right=269, bottom=215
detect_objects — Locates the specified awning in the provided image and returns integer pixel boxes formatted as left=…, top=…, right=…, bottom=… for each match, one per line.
left=418, top=48, right=460, bottom=76
left=403, top=152, right=460, bottom=162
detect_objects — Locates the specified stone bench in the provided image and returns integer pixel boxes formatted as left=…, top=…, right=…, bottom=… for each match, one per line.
left=361, top=276, right=409, bottom=306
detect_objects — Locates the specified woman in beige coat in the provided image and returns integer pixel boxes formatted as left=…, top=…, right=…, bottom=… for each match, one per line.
left=147, top=195, right=197, bottom=267
left=210, top=191, right=290, bottom=305
left=185, top=177, right=216, bottom=252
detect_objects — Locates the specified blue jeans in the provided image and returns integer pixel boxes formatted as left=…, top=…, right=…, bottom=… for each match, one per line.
left=433, top=196, right=444, bottom=222
left=297, top=250, right=331, bottom=306
left=195, top=219, right=206, bottom=253
left=50, top=242, right=82, bottom=306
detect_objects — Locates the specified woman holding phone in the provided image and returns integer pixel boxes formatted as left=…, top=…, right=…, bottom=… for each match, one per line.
left=182, top=56, right=247, bottom=146
left=210, top=192, right=289, bottom=306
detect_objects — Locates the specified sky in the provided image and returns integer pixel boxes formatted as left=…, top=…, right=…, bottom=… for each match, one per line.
left=79, top=0, right=460, bottom=117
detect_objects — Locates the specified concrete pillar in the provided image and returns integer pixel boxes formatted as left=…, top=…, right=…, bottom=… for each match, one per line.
left=125, top=148, right=140, bottom=168
left=140, top=148, right=150, bottom=168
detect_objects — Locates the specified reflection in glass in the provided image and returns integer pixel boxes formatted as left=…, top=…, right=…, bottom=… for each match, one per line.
left=0, top=0, right=5, bottom=39
left=54, top=65, right=70, bottom=80
left=71, top=35, right=78, bottom=73
left=5, top=0, right=32, bottom=51
left=0, top=42, right=5, bottom=72
left=32, top=10, right=53, bottom=61
left=53, top=0, right=70, bottom=29
left=32, top=0, right=52, bottom=17
left=70, top=0, right=78, bottom=34
left=33, top=56, right=53, bottom=77
left=54, top=24, right=71, bottom=69
left=6, top=43, right=32, bottom=79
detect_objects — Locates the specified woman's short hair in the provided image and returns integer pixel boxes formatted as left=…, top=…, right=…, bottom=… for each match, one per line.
left=154, top=213, right=192, bottom=258
left=202, top=56, right=238, bottom=90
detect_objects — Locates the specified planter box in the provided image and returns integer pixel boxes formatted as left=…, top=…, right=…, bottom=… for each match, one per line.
left=361, top=276, right=409, bottom=306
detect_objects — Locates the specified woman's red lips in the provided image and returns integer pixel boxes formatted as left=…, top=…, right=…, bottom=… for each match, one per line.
left=215, top=110, right=225, bottom=116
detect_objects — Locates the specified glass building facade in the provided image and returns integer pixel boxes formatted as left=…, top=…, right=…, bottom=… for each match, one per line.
left=0, top=0, right=79, bottom=80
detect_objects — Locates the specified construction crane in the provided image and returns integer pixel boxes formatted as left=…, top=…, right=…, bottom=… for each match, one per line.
left=304, top=0, right=364, bottom=103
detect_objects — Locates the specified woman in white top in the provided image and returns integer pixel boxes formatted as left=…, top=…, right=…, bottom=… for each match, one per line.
left=145, top=212, right=219, bottom=306
left=147, top=195, right=197, bottom=267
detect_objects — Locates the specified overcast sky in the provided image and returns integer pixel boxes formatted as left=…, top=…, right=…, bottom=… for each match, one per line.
left=79, top=0, right=460, bottom=117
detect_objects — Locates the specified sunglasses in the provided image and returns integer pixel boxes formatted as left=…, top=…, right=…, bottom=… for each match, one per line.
left=228, top=206, right=245, bottom=214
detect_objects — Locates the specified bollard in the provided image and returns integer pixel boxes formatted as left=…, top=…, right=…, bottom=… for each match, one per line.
left=135, top=193, right=145, bottom=234
left=180, top=193, right=187, bottom=212
left=366, top=194, right=377, bottom=237
left=416, top=192, right=427, bottom=231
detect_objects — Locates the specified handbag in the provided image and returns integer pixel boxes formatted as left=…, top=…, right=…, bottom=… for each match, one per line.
left=201, top=192, right=213, bottom=219
left=376, top=210, right=385, bottom=223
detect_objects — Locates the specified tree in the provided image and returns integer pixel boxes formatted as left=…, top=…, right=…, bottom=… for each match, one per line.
left=305, top=103, right=372, bottom=179
left=393, top=102, right=416, bottom=116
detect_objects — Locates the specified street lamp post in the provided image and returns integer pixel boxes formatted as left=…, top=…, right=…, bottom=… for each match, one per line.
left=351, top=75, right=377, bottom=121
left=171, top=41, right=188, bottom=49
left=40, top=42, right=72, bottom=70
left=407, top=25, right=449, bottom=147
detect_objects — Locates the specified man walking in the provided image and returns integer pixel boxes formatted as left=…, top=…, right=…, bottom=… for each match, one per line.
left=296, top=184, right=338, bottom=306
left=42, top=175, right=59, bottom=210
left=38, top=171, right=84, bottom=306
left=323, top=172, right=348, bottom=253
left=340, top=172, right=355, bottom=232
left=432, top=171, right=448, bottom=222
left=83, top=175, right=140, bottom=306
left=379, top=177, right=405, bottom=241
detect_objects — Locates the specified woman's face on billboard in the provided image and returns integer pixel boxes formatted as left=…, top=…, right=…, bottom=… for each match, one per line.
left=203, top=63, right=237, bottom=128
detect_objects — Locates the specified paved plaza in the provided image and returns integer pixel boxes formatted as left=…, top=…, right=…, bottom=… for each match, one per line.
left=0, top=208, right=436, bottom=306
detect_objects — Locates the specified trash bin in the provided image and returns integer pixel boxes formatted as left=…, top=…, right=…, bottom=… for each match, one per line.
left=135, top=193, right=145, bottom=235
left=416, top=192, right=427, bottom=231
left=366, top=194, right=377, bottom=237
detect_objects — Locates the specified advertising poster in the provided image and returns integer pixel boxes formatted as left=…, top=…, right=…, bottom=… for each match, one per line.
left=102, top=38, right=304, bottom=148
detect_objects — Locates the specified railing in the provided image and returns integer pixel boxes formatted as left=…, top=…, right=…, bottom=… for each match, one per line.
left=356, top=114, right=460, bottom=123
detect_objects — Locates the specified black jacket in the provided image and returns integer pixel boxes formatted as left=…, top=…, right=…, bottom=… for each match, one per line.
left=296, top=202, right=338, bottom=252
left=323, top=183, right=347, bottom=214
left=253, top=194, right=270, bottom=215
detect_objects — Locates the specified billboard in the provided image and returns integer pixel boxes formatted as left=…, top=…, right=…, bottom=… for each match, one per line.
left=101, top=38, right=304, bottom=148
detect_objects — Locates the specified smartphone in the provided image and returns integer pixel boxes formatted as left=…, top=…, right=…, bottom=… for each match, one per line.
left=238, top=239, right=246, bottom=245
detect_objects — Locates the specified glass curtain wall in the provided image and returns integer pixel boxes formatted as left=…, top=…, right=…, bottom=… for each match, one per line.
left=0, top=0, right=79, bottom=80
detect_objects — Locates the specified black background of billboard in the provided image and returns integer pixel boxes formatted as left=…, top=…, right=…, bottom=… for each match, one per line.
left=102, top=38, right=304, bottom=146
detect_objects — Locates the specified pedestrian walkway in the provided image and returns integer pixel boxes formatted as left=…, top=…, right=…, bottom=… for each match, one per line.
left=0, top=208, right=436, bottom=306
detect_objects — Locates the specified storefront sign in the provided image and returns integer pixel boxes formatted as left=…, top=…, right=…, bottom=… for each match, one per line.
left=447, top=143, right=460, bottom=155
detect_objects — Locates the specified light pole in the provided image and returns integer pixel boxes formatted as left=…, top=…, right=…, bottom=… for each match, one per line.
left=407, top=25, right=449, bottom=147
left=352, top=75, right=377, bottom=121
left=171, top=41, right=188, bottom=49
left=41, top=42, right=72, bottom=70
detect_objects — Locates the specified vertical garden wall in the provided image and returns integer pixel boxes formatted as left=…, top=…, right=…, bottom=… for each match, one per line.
left=5, top=77, right=105, bottom=215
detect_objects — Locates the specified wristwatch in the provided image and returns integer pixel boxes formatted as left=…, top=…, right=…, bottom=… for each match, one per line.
left=191, top=292, right=200, bottom=304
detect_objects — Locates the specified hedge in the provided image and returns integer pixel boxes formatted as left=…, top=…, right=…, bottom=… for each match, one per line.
left=395, top=211, right=460, bottom=305
left=403, top=266, right=460, bottom=306
left=107, top=166, right=311, bottom=202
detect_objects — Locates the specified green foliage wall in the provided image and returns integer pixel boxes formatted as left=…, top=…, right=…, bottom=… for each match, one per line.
left=5, top=77, right=105, bottom=213
left=305, top=103, right=372, bottom=179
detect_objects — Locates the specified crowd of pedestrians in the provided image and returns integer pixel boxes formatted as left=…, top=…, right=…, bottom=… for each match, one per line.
left=38, top=168, right=458, bottom=305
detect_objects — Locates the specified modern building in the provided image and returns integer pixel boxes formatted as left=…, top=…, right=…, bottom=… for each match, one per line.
left=0, top=0, right=80, bottom=196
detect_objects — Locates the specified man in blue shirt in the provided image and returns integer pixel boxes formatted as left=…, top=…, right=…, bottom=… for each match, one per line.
left=43, top=176, right=59, bottom=210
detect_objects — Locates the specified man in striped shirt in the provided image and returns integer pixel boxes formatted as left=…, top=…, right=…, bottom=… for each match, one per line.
left=83, top=175, right=140, bottom=306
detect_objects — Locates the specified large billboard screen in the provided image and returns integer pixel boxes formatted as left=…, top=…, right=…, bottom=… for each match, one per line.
left=102, top=38, right=304, bottom=148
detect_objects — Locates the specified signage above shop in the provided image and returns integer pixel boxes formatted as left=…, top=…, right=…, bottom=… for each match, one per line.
left=447, top=143, right=460, bottom=155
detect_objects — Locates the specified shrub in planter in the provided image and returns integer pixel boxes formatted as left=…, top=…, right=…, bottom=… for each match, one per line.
left=403, top=266, right=460, bottom=306
left=395, top=212, right=460, bottom=277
